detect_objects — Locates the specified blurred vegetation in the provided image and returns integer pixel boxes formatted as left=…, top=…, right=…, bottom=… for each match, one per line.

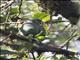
left=0, top=0, right=80, bottom=60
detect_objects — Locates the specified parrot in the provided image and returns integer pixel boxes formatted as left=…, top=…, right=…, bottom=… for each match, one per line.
left=19, top=19, right=46, bottom=40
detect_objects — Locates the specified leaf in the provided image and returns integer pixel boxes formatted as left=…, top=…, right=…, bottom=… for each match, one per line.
left=32, top=12, right=50, bottom=22
left=42, top=15, right=50, bottom=22
left=0, top=15, right=6, bottom=23
left=10, top=6, right=19, bottom=14
left=36, top=36, right=45, bottom=41
left=43, top=24, right=49, bottom=31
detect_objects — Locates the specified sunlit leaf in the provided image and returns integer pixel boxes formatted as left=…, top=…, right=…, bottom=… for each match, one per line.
left=32, top=12, right=50, bottom=22
left=42, top=15, right=50, bottom=22
left=36, top=36, right=45, bottom=41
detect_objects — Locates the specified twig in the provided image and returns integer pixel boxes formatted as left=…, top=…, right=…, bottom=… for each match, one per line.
left=18, top=0, right=23, bottom=16
left=60, top=29, right=77, bottom=48
left=1, top=34, right=11, bottom=41
left=51, top=20, right=69, bottom=23
left=1, top=0, right=14, bottom=11
left=32, top=52, right=36, bottom=60
left=32, top=44, right=75, bottom=58
left=47, top=12, right=53, bottom=31
left=0, top=21, right=23, bottom=25
left=61, top=24, right=70, bottom=32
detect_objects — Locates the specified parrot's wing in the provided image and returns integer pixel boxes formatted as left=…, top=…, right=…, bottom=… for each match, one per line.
left=22, top=24, right=33, bottom=32
left=20, top=24, right=34, bottom=36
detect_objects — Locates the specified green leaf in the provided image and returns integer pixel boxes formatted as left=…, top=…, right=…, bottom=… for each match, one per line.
left=10, top=6, right=19, bottom=14
left=32, top=12, right=50, bottom=22
left=36, top=36, right=45, bottom=41
left=42, top=15, right=50, bottom=22
left=0, top=14, right=6, bottom=22
left=43, top=24, right=49, bottom=31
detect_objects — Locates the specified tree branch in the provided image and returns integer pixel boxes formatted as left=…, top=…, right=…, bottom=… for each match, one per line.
left=0, top=29, right=76, bottom=58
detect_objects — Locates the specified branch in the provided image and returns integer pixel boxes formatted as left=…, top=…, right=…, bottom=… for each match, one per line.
left=60, top=29, right=77, bottom=48
left=0, top=0, right=14, bottom=9
left=0, top=21, right=23, bottom=25
left=51, top=20, right=69, bottom=23
left=0, top=29, right=29, bottom=42
left=0, top=0, right=14, bottom=14
left=0, top=57, right=16, bottom=60
left=18, top=0, right=23, bottom=15
left=0, top=29, right=77, bottom=58
left=32, top=43, right=75, bottom=58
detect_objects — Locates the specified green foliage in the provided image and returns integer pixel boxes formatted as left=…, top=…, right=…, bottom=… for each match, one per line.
left=35, top=35, right=45, bottom=41
left=0, top=14, right=6, bottom=23
left=0, top=0, right=80, bottom=60
left=32, top=12, right=50, bottom=22
left=10, top=6, right=19, bottom=15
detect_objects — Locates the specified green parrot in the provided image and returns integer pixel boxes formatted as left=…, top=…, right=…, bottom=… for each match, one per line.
left=19, top=19, right=46, bottom=40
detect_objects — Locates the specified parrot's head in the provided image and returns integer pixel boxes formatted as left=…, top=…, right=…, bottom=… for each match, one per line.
left=32, top=19, right=43, bottom=25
